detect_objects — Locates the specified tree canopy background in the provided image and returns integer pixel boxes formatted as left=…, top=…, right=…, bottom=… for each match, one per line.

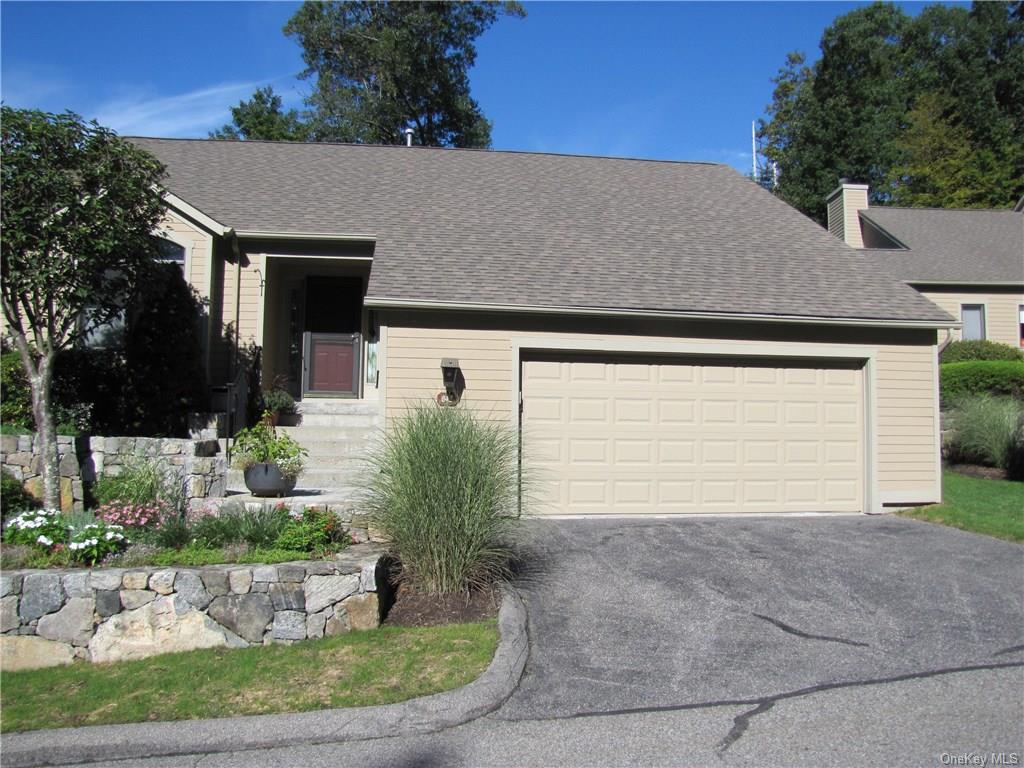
left=213, top=1, right=524, bottom=148
left=758, top=1, right=1023, bottom=223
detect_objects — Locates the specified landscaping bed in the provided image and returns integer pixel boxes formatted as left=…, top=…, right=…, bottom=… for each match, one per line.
left=385, top=583, right=501, bottom=627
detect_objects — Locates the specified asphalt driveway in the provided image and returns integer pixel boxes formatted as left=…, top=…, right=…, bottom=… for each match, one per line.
left=498, top=515, right=1024, bottom=721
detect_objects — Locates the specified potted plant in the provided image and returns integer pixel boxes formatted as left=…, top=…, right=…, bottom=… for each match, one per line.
left=260, top=385, right=296, bottom=426
left=232, top=413, right=307, bottom=497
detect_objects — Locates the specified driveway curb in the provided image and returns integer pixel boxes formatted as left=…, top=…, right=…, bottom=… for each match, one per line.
left=1, top=585, right=529, bottom=768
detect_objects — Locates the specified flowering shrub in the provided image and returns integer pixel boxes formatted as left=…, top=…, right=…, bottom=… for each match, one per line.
left=3, top=509, right=69, bottom=549
left=95, top=500, right=170, bottom=529
left=68, top=522, right=128, bottom=565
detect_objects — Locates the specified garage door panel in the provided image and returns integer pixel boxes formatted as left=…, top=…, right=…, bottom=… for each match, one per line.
left=522, top=354, right=864, bottom=515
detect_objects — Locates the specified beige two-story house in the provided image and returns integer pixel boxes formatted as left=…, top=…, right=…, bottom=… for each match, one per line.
left=827, top=182, right=1024, bottom=349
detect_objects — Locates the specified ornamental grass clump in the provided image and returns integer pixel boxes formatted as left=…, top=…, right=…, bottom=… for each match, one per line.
left=363, top=405, right=523, bottom=596
left=946, top=394, right=1024, bottom=472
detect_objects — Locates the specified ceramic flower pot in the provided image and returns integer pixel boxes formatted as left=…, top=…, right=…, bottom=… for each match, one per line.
left=243, top=463, right=297, bottom=497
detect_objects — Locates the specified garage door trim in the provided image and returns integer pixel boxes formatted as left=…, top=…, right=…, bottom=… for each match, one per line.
left=510, top=337, right=879, bottom=515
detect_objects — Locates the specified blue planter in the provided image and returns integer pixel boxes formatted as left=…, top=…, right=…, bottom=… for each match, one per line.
left=243, top=463, right=297, bottom=497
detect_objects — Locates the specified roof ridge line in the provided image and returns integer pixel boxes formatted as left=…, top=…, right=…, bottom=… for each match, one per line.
left=125, top=136, right=727, bottom=168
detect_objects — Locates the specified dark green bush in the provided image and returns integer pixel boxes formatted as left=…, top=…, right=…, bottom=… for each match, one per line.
left=1, top=350, right=91, bottom=434
left=260, top=387, right=296, bottom=416
left=0, top=352, right=33, bottom=428
left=1, top=470, right=39, bottom=522
left=363, top=405, right=523, bottom=595
left=191, top=513, right=240, bottom=548
left=940, top=361, right=1024, bottom=403
left=274, top=507, right=347, bottom=554
left=941, top=340, right=1024, bottom=364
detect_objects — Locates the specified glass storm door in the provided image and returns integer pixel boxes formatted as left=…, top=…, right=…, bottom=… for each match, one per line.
left=301, top=277, right=362, bottom=397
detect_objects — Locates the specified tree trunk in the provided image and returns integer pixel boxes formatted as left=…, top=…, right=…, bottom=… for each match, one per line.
left=29, top=353, right=60, bottom=509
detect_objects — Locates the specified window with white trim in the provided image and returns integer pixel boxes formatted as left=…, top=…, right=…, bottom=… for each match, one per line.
left=961, top=304, right=986, bottom=341
left=1018, top=305, right=1023, bottom=348
left=155, top=237, right=186, bottom=275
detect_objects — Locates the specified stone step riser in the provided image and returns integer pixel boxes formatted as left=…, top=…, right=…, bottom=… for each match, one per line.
left=283, top=441, right=376, bottom=458
left=295, top=401, right=382, bottom=416
left=293, top=415, right=384, bottom=428
left=228, top=470, right=371, bottom=487
left=278, top=426, right=383, bottom=442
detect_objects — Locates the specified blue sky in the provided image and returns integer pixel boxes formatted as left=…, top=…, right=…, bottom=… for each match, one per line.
left=1, top=1, right=955, bottom=174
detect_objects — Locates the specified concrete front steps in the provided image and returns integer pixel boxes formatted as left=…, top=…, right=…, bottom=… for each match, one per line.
left=226, top=399, right=383, bottom=499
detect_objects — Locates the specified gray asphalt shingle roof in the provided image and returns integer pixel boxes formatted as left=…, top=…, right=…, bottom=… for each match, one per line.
left=859, top=207, right=1024, bottom=284
left=131, top=138, right=953, bottom=325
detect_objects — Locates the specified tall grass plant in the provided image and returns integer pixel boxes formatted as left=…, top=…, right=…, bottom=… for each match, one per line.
left=363, top=405, right=523, bottom=595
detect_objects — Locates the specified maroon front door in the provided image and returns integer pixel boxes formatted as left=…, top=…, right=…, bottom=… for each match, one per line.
left=302, top=277, right=362, bottom=396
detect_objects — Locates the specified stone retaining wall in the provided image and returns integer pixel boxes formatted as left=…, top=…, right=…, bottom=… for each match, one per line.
left=0, top=545, right=387, bottom=671
left=0, top=435, right=227, bottom=512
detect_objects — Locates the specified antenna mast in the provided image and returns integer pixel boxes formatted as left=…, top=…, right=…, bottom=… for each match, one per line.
left=751, top=121, right=756, bottom=179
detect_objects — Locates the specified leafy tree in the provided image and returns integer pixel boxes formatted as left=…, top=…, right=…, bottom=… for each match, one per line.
left=282, top=1, right=524, bottom=147
left=211, top=86, right=310, bottom=141
left=887, top=93, right=1019, bottom=208
left=0, top=108, right=166, bottom=507
left=759, top=1, right=1024, bottom=222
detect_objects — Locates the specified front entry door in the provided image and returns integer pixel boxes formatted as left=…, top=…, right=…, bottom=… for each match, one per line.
left=302, top=277, right=362, bottom=397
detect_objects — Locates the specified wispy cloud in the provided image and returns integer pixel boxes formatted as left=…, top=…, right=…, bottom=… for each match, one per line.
left=0, top=69, right=73, bottom=108
left=93, top=78, right=294, bottom=138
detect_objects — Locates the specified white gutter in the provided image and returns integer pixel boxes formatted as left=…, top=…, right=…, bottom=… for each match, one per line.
left=235, top=231, right=376, bottom=242
left=160, top=191, right=232, bottom=237
left=364, top=296, right=960, bottom=330
left=906, top=280, right=1024, bottom=288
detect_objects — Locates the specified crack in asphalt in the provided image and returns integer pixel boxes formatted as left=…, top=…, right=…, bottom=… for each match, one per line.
left=493, top=660, right=1024, bottom=752
left=715, top=700, right=775, bottom=755
left=993, top=643, right=1024, bottom=657
left=751, top=613, right=870, bottom=648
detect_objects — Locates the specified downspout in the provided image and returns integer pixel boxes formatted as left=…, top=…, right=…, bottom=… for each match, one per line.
left=937, top=328, right=953, bottom=359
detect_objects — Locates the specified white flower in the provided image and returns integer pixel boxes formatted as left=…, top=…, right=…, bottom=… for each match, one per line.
left=69, top=542, right=83, bottom=551
left=37, top=535, right=53, bottom=547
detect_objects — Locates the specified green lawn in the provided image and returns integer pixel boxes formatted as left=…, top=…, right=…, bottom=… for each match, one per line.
left=899, top=470, right=1024, bottom=542
left=1, top=621, right=498, bottom=732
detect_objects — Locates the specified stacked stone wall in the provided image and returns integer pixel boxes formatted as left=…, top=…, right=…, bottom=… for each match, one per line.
left=0, top=435, right=226, bottom=512
left=0, top=547, right=386, bottom=671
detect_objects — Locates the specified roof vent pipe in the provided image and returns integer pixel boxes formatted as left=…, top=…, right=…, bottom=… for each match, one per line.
left=404, top=128, right=413, bottom=147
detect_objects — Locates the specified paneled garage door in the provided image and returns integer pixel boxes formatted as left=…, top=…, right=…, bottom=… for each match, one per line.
left=521, top=354, right=865, bottom=515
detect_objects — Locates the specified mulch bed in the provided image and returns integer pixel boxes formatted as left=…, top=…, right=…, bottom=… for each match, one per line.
left=383, top=583, right=501, bottom=627
left=947, top=463, right=1007, bottom=481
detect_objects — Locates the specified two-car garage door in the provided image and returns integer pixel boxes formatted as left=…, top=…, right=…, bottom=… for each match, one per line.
left=521, top=353, right=865, bottom=515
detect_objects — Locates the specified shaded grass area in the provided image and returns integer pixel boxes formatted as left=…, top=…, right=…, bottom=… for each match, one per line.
left=899, top=470, right=1024, bottom=542
left=1, top=621, right=498, bottom=733
left=0, top=544, right=322, bottom=571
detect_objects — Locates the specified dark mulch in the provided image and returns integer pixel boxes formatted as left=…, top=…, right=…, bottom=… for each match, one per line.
left=384, top=583, right=501, bottom=627
left=948, top=463, right=1007, bottom=481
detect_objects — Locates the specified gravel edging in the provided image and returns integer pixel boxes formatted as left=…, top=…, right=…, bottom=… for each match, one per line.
left=0, top=585, right=529, bottom=768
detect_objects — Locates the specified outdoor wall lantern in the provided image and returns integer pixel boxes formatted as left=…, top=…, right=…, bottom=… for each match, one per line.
left=438, top=358, right=465, bottom=406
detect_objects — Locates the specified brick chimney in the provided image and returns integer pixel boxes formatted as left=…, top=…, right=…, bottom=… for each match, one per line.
left=825, top=179, right=869, bottom=248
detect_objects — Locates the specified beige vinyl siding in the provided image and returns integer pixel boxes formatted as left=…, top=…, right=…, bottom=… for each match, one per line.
left=383, top=319, right=940, bottom=506
left=222, top=253, right=264, bottom=347
left=918, top=289, right=1024, bottom=347
left=875, top=344, right=937, bottom=492
left=825, top=184, right=868, bottom=248
left=160, top=211, right=212, bottom=300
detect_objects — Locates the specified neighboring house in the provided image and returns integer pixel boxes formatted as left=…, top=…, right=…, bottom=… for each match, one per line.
left=130, top=138, right=957, bottom=515
left=826, top=181, right=1024, bottom=348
